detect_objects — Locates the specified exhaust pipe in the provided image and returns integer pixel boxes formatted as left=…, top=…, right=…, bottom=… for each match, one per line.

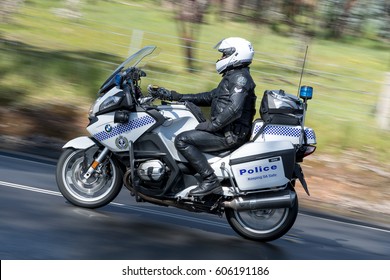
left=222, top=189, right=296, bottom=211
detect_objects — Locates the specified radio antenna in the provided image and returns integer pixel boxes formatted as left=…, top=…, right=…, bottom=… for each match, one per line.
left=297, top=45, right=309, bottom=96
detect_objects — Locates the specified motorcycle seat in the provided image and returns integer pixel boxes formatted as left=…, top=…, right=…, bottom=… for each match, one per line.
left=207, top=149, right=233, bottom=158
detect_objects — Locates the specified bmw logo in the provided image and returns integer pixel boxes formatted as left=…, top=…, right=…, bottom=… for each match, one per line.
left=105, top=124, right=112, bottom=133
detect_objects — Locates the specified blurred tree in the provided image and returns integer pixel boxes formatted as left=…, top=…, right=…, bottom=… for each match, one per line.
left=378, top=0, right=390, bottom=40
left=217, top=0, right=242, bottom=20
left=0, top=0, right=24, bottom=23
left=173, top=0, right=210, bottom=72
left=324, top=0, right=358, bottom=38
left=251, top=0, right=270, bottom=23
left=282, top=0, right=317, bottom=27
left=53, top=0, right=83, bottom=19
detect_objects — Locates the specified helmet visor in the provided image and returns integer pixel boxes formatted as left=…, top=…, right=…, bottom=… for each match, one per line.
left=213, top=39, right=224, bottom=50
left=214, top=39, right=235, bottom=61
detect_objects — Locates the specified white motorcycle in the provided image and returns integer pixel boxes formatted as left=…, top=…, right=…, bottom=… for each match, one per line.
left=56, top=45, right=316, bottom=242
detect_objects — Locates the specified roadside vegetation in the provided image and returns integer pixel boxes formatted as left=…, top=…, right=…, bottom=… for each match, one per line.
left=1, top=0, right=390, bottom=165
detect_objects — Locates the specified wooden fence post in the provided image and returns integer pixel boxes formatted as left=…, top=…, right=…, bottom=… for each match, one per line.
left=128, top=29, right=144, bottom=55
left=377, top=72, right=390, bottom=130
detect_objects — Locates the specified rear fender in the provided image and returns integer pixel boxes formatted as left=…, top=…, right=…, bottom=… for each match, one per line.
left=63, top=136, right=97, bottom=150
left=294, top=164, right=310, bottom=196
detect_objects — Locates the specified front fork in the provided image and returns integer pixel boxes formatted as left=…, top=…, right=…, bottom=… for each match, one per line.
left=82, top=147, right=110, bottom=181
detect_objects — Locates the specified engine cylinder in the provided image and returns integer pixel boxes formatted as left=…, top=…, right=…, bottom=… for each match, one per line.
left=137, top=160, right=165, bottom=181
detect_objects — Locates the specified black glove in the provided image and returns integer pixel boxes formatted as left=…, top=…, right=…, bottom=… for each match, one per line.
left=170, top=90, right=182, bottom=101
left=195, top=120, right=214, bottom=132
left=147, top=85, right=172, bottom=100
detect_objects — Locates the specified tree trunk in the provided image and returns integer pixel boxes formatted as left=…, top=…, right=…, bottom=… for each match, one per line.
left=332, top=0, right=358, bottom=38
left=174, top=0, right=209, bottom=72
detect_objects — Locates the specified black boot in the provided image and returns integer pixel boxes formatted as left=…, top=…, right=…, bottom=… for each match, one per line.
left=189, top=173, right=220, bottom=196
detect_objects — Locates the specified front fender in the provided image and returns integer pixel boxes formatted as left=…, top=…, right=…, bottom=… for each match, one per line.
left=63, top=136, right=97, bottom=150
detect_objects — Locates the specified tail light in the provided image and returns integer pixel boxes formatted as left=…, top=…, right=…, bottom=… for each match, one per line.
left=296, top=145, right=316, bottom=162
left=303, top=145, right=316, bottom=157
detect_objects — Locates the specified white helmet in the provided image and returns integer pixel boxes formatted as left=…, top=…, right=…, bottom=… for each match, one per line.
left=214, top=37, right=254, bottom=74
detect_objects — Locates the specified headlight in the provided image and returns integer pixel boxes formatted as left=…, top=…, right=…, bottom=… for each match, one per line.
left=99, top=92, right=124, bottom=111
left=88, top=96, right=101, bottom=118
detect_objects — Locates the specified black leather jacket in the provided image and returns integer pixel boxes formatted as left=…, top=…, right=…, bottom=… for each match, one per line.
left=176, top=67, right=256, bottom=140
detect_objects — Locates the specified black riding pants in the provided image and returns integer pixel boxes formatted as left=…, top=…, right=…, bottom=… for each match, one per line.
left=175, top=130, right=239, bottom=178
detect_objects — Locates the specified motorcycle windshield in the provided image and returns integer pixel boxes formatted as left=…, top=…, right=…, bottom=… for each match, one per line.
left=99, top=45, right=158, bottom=94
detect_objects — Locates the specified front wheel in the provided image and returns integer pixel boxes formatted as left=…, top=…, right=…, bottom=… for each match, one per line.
left=225, top=190, right=299, bottom=242
left=56, top=148, right=123, bottom=208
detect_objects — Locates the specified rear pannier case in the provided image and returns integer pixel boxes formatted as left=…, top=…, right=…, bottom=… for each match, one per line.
left=260, top=89, right=304, bottom=125
left=251, top=89, right=316, bottom=145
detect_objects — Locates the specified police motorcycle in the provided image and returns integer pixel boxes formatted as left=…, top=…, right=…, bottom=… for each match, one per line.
left=56, top=45, right=317, bottom=242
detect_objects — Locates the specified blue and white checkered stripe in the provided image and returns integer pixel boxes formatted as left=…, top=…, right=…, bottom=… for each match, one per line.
left=254, top=124, right=316, bottom=140
left=94, top=115, right=155, bottom=142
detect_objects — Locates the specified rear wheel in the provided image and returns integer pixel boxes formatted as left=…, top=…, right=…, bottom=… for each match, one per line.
left=225, top=190, right=298, bottom=242
left=56, top=148, right=123, bottom=208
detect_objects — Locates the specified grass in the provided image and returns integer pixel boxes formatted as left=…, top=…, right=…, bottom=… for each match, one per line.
left=1, top=0, right=390, bottom=164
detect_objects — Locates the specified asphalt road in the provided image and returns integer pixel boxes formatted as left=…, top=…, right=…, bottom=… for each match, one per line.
left=0, top=150, right=389, bottom=260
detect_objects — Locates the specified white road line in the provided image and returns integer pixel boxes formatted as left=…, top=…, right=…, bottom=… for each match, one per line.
left=0, top=180, right=62, bottom=196
left=0, top=180, right=230, bottom=229
left=299, top=213, right=390, bottom=234
left=1, top=180, right=389, bottom=233
left=0, top=153, right=56, bottom=166
left=110, top=202, right=231, bottom=228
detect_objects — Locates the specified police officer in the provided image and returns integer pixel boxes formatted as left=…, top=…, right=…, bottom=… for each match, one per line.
left=148, top=37, right=256, bottom=196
